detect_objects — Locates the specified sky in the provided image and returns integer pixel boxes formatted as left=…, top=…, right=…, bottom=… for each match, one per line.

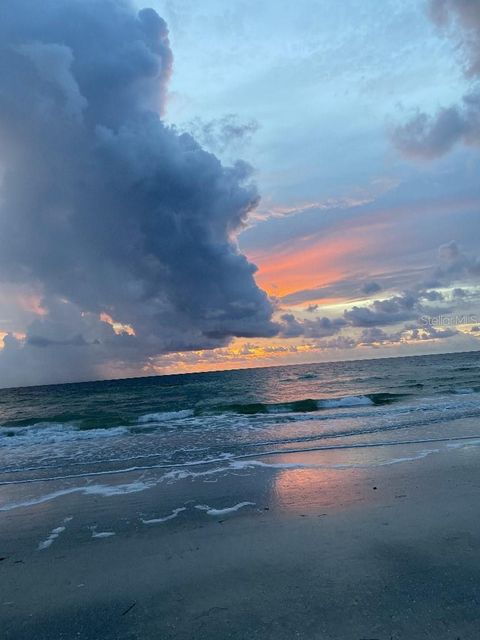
left=0, top=0, right=479, bottom=387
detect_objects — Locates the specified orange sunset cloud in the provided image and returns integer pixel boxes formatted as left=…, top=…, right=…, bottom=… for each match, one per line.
left=250, top=233, right=375, bottom=299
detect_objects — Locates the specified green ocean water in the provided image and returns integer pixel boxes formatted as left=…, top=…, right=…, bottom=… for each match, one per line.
left=1, top=351, right=480, bottom=488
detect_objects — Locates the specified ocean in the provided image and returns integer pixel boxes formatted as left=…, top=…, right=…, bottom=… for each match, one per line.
left=1, top=350, right=480, bottom=499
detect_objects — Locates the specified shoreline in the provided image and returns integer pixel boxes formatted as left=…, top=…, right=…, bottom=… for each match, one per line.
left=3, top=412, right=480, bottom=495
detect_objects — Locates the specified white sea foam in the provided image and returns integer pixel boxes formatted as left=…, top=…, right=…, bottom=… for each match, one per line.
left=141, top=506, right=186, bottom=524
left=227, top=446, right=449, bottom=471
left=383, top=449, right=439, bottom=465
left=83, top=480, right=156, bottom=497
left=0, top=423, right=128, bottom=448
left=195, top=501, right=256, bottom=516
left=0, top=452, right=238, bottom=487
left=3, top=436, right=480, bottom=514
left=91, top=530, right=116, bottom=539
left=137, top=410, right=194, bottom=423
left=4, top=432, right=480, bottom=491
left=0, top=480, right=155, bottom=512
left=38, top=517, right=72, bottom=550
left=446, top=438, right=480, bottom=449
left=161, top=465, right=230, bottom=483
left=38, top=526, right=66, bottom=550
left=318, top=396, right=374, bottom=409
left=2, top=393, right=479, bottom=457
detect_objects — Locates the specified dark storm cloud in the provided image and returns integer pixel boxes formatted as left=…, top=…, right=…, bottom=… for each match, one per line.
left=343, top=294, right=418, bottom=327
left=343, top=286, right=453, bottom=329
left=357, top=327, right=399, bottom=346
left=278, top=296, right=416, bottom=338
left=278, top=313, right=346, bottom=338
left=392, top=0, right=480, bottom=159
left=0, top=0, right=277, bottom=385
left=405, top=323, right=459, bottom=341
left=357, top=323, right=458, bottom=346
left=319, top=336, right=356, bottom=350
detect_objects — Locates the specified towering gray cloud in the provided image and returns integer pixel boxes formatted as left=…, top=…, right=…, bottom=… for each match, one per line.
left=0, top=0, right=276, bottom=386
left=392, top=0, right=480, bottom=159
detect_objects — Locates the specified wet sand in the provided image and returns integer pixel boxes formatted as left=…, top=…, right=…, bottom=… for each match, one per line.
left=1, top=442, right=480, bottom=639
